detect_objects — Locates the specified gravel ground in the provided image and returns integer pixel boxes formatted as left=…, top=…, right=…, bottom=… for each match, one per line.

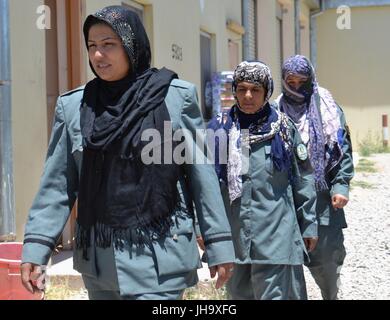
left=65, top=153, right=390, bottom=300
left=305, top=153, right=390, bottom=300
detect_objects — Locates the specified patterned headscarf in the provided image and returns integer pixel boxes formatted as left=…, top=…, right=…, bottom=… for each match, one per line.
left=208, top=61, right=293, bottom=202
left=233, top=61, right=274, bottom=108
left=277, top=55, right=343, bottom=191
left=83, top=5, right=151, bottom=76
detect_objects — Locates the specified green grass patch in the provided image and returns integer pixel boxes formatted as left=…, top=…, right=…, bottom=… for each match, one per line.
left=184, top=281, right=228, bottom=300
left=44, top=280, right=227, bottom=300
left=355, top=166, right=378, bottom=173
left=351, top=180, right=376, bottom=189
left=355, top=158, right=378, bottom=173
left=45, top=284, right=84, bottom=300
left=44, top=276, right=87, bottom=300
left=358, top=158, right=375, bottom=166
left=358, top=131, right=390, bottom=156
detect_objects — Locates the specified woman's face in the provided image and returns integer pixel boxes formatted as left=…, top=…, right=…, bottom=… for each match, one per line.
left=88, top=23, right=131, bottom=81
left=235, top=81, right=266, bottom=114
left=286, top=74, right=309, bottom=91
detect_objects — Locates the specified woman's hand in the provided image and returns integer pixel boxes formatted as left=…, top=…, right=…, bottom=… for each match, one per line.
left=332, top=194, right=349, bottom=209
left=209, top=262, right=234, bottom=289
left=20, top=263, right=46, bottom=293
left=196, top=236, right=205, bottom=251
left=303, top=237, right=319, bottom=252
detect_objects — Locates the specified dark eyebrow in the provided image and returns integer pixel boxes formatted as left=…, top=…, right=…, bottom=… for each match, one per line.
left=237, top=84, right=261, bottom=89
left=88, top=37, right=118, bottom=43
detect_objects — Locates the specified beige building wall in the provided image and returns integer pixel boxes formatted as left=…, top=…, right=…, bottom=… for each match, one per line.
left=85, top=0, right=243, bottom=102
left=280, top=0, right=296, bottom=60
left=257, top=0, right=315, bottom=99
left=9, top=0, right=48, bottom=240
left=143, top=0, right=202, bottom=89
left=199, top=0, right=242, bottom=72
left=316, top=6, right=390, bottom=149
left=257, top=0, right=281, bottom=98
left=300, top=1, right=311, bottom=58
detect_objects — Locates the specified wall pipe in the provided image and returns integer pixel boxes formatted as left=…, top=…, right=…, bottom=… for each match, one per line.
left=310, top=0, right=325, bottom=67
left=0, top=0, right=16, bottom=241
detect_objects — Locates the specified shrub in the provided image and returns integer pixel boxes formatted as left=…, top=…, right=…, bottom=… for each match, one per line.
left=355, top=158, right=377, bottom=173
left=358, top=131, right=390, bottom=156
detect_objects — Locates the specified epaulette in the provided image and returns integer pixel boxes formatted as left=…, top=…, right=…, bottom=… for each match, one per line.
left=170, top=79, right=193, bottom=89
left=60, top=85, right=85, bottom=97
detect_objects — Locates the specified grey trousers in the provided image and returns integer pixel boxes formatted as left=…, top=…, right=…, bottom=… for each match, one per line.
left=226, top=264, right=308, bottom=300
left=305, top=225, right=346, bottom=300
left=82, top=274, right=185, bottom=300
left=86, top=289, right=185, bottom=300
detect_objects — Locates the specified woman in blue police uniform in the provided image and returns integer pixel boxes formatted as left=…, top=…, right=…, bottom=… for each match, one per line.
left=276, top=55, right=354, bottom=300
left=20, top=6, right=234, bottom=300
left=207, top=61, right=318, bottom=300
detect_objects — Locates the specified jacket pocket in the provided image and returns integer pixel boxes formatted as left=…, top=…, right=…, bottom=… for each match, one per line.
left=264, top=144, right=273, bottom=173
left=152, top=217, right=201, bottom=277
left=73, top=247, right=98, bottom=278
left=71, top=141, right=83, bottom=176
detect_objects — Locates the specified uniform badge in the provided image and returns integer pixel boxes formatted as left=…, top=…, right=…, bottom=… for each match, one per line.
left=296, top=144, right=308, bottom=161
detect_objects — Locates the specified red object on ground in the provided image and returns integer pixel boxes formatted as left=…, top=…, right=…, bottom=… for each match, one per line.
left=0, top=242, right=44, bottom=300
left=383, top=114, right=389, bottom=147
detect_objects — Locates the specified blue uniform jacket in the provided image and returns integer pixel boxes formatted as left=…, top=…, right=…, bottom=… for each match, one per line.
left=22, top=79, right=235, bottom=295
left=209, top=109, right=318, bottom=265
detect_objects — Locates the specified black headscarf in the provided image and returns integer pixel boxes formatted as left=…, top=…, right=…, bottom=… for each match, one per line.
left=77, top=6, right=180, bottom=258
